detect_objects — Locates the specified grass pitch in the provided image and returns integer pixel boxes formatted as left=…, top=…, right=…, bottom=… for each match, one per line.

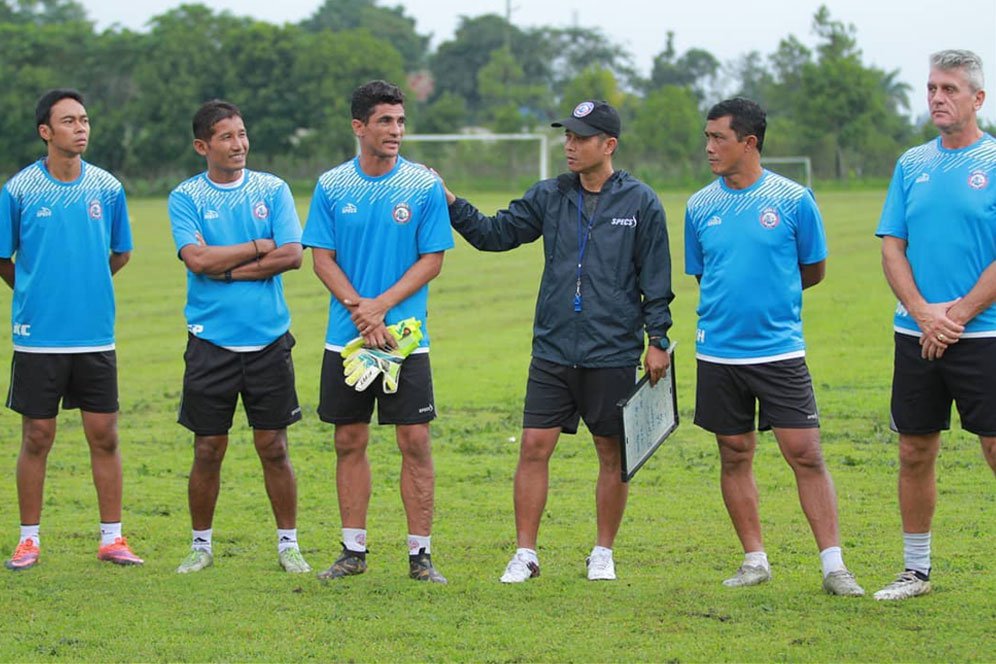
left=0, top=190, right=993, bottom=662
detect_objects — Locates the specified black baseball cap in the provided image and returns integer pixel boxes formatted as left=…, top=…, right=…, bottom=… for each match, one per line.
left=551, top=100, right=621, bottom=138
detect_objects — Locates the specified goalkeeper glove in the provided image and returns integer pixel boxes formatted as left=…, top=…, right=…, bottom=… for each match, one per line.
left=341, top=318, right=424, bottom=392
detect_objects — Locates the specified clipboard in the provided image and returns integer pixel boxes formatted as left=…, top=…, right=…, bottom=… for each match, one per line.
left=617, top=346, right=678, bottom=482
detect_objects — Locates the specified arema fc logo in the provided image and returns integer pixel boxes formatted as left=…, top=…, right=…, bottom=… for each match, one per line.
left=968, top=170, right=989, bottom=190
left=759, top=207, right=780, bottom=229
left=573, top=101, right=595, bottom=118
left=392, top=202, right=412, bottom=224
left=253, top=201, right=269, bottom=219
left=88, top=199, right=103, bottom=220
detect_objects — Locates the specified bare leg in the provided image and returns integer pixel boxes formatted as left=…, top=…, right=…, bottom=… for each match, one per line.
left=396, top=423, right=434, bottom=535
left=773, top=427, right=840, bottom=550
left=512, top=427, right=560, bottom=549
left=717, top=432, right=763, bottom=553
left=253, top=428, right=297, bottom=529
left=16, top=417, right=57, bottom=525
left=898, top=433, right=941, bottom=534
left=334, top=423, right=371, bottom=529
left=81, top=411, right=123, bottom=523
left=980, top=436, right=996, bottom=476
left=592, top=434, right=628, bottom=548
left=188, top=434, right=228, bottom=531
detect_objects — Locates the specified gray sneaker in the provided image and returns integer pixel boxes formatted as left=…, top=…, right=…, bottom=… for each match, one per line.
left=823, top=569, right=865, bottom=596
left=722, top=564, right=771, bottom=588
left=176, top=548, right=213, bottom=574
left=278, top=547, right=312, bottom=574
left=409, top=549, right=447, bottom=584
left=873, top=570, right=932, bottom=601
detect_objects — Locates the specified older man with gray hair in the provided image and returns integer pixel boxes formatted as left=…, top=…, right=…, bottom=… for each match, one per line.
left=874, top=49, right=996, bottom=601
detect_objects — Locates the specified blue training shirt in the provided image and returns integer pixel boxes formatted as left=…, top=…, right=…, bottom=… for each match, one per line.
left=168, top=170, right=302, bottom=348
left=0, top=159, right=132, bottom=352
left=876, top=133, right=996, bottom=337
left=303, top=156, right=454, bottom=350
left=685, top=170, right=828, bottom=363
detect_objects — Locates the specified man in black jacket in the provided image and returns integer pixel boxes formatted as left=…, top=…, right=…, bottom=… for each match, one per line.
left=442, top=100, right=674, bottom=582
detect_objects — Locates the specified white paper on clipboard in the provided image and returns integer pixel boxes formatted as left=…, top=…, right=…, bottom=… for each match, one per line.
left=618, top=345, right=678, bottom=481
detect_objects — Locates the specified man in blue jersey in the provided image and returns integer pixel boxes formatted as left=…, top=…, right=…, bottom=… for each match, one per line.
left=168, top=100, right=310, bottom=574
left=685, top=98, right=863, bottom=596
left=303, top=80, right=453, bottom=583
left=442, top=100, right=675, bottom=583
left=873, top=50, right=996, bottom=601
left=0, top=88, right=142, bottom=570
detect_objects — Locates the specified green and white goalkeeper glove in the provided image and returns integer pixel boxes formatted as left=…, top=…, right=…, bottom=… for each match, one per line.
left=341, top=318, right=423, bottom=393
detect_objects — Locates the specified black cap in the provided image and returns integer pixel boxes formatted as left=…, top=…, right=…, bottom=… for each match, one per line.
left=551, top=100, right=621, bottom=138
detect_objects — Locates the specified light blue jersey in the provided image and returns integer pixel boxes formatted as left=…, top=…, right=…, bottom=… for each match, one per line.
left=169, top=170, right=302, bottom=348
left=876, top=133, right=996, bottom=337
left=685, top=170, right=828, bottom=363
left=303, top=156, right=454, bottom=350
left=0, top=159, right=132, bottom=352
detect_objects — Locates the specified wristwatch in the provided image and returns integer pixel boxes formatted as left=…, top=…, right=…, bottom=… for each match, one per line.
left=648, top=335, right=670, bottom=350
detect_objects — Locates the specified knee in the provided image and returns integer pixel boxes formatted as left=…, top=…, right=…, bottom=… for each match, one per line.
left=193, top=436, right=227, bottom=468
left=898, top=436, right=938, bottom=472
left=593, top=437, right=622, bottom=471
left=519, top=433, right=556, bottom=464
left=255, top=431, right=289, bottom=465
left=786, top=445, right=826, bottom=473
left=717, top=436, right=754, bottom=471
left=397, top=428, right=432, bottom=465
left=21, top=421, right=56, bottom=457
left=334, top=428, right=368, bottom=458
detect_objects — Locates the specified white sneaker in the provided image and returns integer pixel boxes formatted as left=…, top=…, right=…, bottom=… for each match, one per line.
left=500, top=552, right=540, bottom=583
left=822, top=568, right=865, bottom=596
left=722, top=564, right=771, bottom=587
left=873, top=570, right=932, bottom=601
left=586, top=550, right=616, bottom=581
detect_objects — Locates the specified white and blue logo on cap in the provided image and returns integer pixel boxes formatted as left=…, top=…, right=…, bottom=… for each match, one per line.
left=573, top=101, right=595, bottom=118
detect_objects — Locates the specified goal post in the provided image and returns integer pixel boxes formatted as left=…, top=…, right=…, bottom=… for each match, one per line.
left=761, top=156, right=812, bottom=189
left=403, top=133, right=551, bottom=182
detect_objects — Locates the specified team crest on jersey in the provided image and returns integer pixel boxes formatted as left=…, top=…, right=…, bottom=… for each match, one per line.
left=573, top=101, right=595, bottom=118
left=253, top=201, right=269, bottom=219
left=392, top=202, right=412, bottom=224
left=88, top=199, right=103, bottom=220
left=968, top=170, right=989, bottom=190
left=759, top=207, right=780, bottom=229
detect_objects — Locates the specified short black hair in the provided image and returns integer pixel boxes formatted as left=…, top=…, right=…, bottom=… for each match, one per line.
left=351, top=80, right=404, bottom=123
left=35, top=88, right=84, bottom=128
left=707, top=97, right=767, bottom=153
left=192, top=100, right=242, bottom=142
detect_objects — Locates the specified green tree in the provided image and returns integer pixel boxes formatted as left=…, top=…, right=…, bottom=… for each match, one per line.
left=476, top=46, right=545, bottom=131
left=628, top=85, right=702, bottom=182
left=647, top=32, right=719, bottom=102
left=301, top=0, right=428, bottom=68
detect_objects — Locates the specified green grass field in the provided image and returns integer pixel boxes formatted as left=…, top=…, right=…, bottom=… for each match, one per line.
left=0, top=190, right=993, bottom=662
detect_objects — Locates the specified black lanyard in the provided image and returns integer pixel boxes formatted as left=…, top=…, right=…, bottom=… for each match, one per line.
left=575, top=189, right=595, bottom=313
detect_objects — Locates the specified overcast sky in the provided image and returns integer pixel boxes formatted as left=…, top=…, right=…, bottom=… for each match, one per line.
left=80, top=0, right=996, bottom=124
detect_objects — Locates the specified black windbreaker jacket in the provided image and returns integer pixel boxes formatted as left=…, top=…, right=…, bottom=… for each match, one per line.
left=449, top=170, right=674, bottom=368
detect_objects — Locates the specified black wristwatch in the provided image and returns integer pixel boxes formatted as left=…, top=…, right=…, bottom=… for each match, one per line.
left=648, top=335, right=670, bottom=350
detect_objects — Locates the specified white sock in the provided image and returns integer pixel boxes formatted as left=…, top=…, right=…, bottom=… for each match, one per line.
left=744, top=550, right=769, bottom=571
left=277, top=528, right=298, bottom=553
left=343, top=528, right=367, bottom=553
left=192, top=528, right=213, bottom=553
left=590, top=545, right=613, bottom=558
left=903, top=531, right=931, bottom=576
left=819, top=546, right=845, bottom=578
left=408, top=534, right=431, bottom=555
left=20, top=524, right=40, bottom=545
left=99, top=522, right=122, bottom=547
left=516, top=547, right=539, bottom=565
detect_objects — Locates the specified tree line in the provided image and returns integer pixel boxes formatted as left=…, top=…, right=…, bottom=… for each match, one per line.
left=1, top=0, right=985, bottom=189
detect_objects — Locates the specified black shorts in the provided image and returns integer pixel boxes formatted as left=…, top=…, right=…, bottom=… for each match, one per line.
left=178, top=332, right=302, bottom=436
left=522, top=357, right=637, bottom=437
left=318, top=350, right=436, bottom=426
left=694, top=358, right=820, bottom=435
left=6, top=350, right=118, bottom=419
left=891, top=333, right=996, bottom=436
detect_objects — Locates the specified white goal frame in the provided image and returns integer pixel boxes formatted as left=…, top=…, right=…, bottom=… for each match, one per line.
left=761, top=156, right=812, bottom=189
left=404, top=133, right=551, bottom=181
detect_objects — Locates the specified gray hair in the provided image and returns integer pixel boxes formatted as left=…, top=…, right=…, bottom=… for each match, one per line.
left=930, top=49, right=985, bottom=92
